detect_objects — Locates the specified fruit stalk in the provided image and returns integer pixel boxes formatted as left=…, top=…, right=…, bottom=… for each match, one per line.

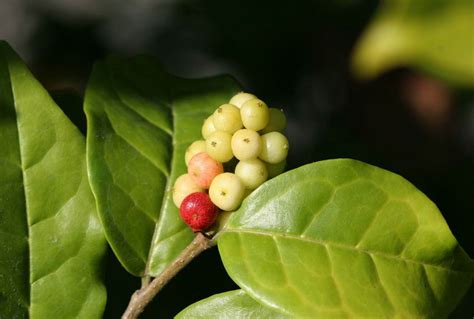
left=122, top=233, right=214, bottom=319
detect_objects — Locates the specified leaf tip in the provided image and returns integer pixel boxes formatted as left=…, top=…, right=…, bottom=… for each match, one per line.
left=352, top=19, right=412, bottom=80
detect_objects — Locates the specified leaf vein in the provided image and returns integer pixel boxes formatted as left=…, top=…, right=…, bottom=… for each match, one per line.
left=223, top=228, right=471, bottom=274
left=324, top=245, right=351, bottom=316
left=355, top=197, right=390, bottom=248
left=301, top=187, right=336, bottom=235
left=106, top=68, right=173, bottom=137
left=104, top=109, right=170, bottom=178
left=22, top=138, right=56, bottom=172
left=366, top=252, right=396, bottom=313
left=107, top=171, right=157, bottom=224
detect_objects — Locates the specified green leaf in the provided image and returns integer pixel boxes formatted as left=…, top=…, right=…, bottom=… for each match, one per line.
left=352, top=0, right=474, bottom=86
left=175, top=290, right=289, bottom=319
left=84, top=56, right=240, bottom=276
left=218, top=159, right=474, bottom=318
left=0, top=41, right=106, bottom=317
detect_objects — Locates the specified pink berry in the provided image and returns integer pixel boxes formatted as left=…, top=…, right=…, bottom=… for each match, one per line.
left=180, top=192, right=219, bottom=232
left=188, top=152, right=223, bottom=189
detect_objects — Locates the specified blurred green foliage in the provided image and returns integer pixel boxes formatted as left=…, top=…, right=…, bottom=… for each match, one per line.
left=353, top=0, right=474, bottom=86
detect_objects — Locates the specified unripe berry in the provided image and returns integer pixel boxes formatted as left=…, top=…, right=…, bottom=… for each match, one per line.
left=202, top=116, right=217, bottom=139
left=229, top=92, right=257, bottom=108
left=206, top=131, right=233, bottom=163
left=185, top=140, right=206, bottom=166
left=172, top=174, right=204, bottom=207
left=180, top=192, right=219, bottom=232
left=213, top=104, right=243, bottom=134
left=240, top=99, right=270, bottom=131
left=260, top=108, right=287, bottom=134
left=266, top=160, right=286, bottom=178
left=188, top=152, right=224, bottom=189
left=231, top=129, right=262, bottom=161
left=235, top=159, right=268, bottom=189
left=259, top=132, right=289, bottom=164
left=209, top=173, right=245, bottom=211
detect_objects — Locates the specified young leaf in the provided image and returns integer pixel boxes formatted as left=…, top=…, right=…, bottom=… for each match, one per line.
left=85, top=56, right=240, bottom=276
left=218, top=159, right=474, bottom=318
left=352, top=0, right=474, bottom=86
left=0, top=41, right=106, bottom=317
left=175, top=290, right=288, bottom=319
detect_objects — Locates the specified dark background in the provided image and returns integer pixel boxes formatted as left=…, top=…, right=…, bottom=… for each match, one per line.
left=1, top=0, right=472, bottom=317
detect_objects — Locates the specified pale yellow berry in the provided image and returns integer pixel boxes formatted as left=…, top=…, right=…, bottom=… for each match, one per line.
left=229, top=92, right=257, bottom=108
left=235, top=159, right=268, bottom=189
left=185, top=140, right=206, bottom=166
left=240, top=98, right=269, bottom=131
left=231, top=129, right=262, bottom=161
left=172, top=174, right=204, bottom=207
left=209, top=173, right=245, bottom=211
left=206, top=131, right=233, bottom=163
left=259, top=132, right=289, bottom=164
left=260, top=108, right=287, bottom=133
left=202, top=116, right=217, bottom=139
left=213, top=104, right=243, bottom=134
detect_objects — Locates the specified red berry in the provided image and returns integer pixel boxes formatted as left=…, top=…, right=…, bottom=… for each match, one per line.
left=179, top=192, right=219, bottom=232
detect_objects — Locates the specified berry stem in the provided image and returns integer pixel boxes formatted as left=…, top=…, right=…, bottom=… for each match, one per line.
left=122, top=233, right=214, bottom=319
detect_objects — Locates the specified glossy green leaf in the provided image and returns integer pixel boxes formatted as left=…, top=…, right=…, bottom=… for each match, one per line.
left=85, top=56, right=240, bottom=276
left=0, top=41, right=106, bottom=317
left=175, top=290, right=289, bottom=319
left=352, top=0, right=474, bottom=86
left=218, top=159, right=474, bottom=318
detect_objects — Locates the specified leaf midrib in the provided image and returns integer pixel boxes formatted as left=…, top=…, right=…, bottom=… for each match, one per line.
left=222, top=228, right=471, bottom=274
left=144, top=79, right=176, bottom=276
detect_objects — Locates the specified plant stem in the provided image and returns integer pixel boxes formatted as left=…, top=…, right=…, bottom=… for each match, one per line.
left=121, top=232, right=213, bottom=319
left=141, top=276, right=151, bottom=288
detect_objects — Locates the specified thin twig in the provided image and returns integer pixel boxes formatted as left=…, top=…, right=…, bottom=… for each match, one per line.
left=122, top=233, right=213, bottom=319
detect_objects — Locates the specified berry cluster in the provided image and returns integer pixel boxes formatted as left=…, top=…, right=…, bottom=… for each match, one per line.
left=173, top=92, right=289, bottom=232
